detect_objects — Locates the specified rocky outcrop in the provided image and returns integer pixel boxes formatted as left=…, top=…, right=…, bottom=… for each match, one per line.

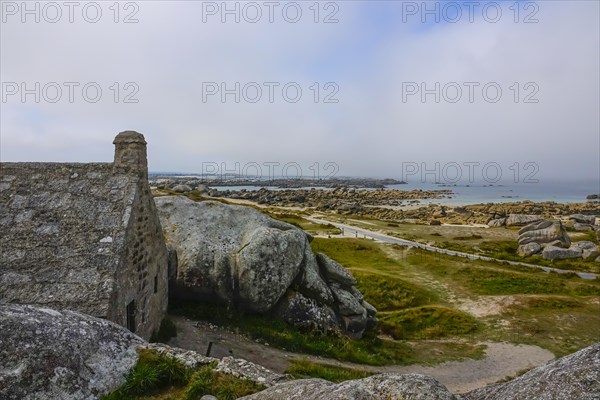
left=239, top=373, right=459, bottom=400
left=0, top=304, right=143, bottom=400
left=515, top=220, right=600, bottom=261
left=516, top=220, right=570, bottom=257
left=506, top=214, right=543, bottom=226
left=517, top=242, right=542, bottom=257
left=518, top=220, right=571, bottom=247
left=487, top=218, right=506, bottom=227
left=542, top=246, right=583, bottom=260
left=155, top=196, right=376, bottom=338
left=464, top=343, right=600, bottom=400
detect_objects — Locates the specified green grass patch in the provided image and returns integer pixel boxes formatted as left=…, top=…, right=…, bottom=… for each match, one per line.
left=379, top=306, right=479, bottom=340
left=310, top=237, right=439, bottom=311
left=310, top=238, right=399, bottom=271
left=103, top=349, right=264, bottom=400
left=352, top=271, right=435, bottom=311
left=183, top=365, right=265, bottom=400
left=285, top=360, right=373, bottom=382
left=408, top=249, right=600, bottom=297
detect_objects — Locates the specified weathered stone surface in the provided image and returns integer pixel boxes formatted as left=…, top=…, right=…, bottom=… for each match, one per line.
left=506, top=214, right=542, bottom=226
left=487, top=218, right=506, bottom=227
left=569, top=214, right=596, bottom=224
left=140, top=343, right=214, bottom=369
left=363, top=300, right=377, bottom=317
left=239, top=373, right=458, bottom=400
left=464, top=343, right=600, bottom=400
left=570, top=241, right=598, bottom=251
left=215, top=357, right=291, bottom=387
left=517, top=242, right=542, bottom=257
left=573, top=222, right=593, bottom=231
left=330, top=284, right=364, bottom=316
left=172, top=184, right=192, bottom=193
left=518, top=220, right=570, bottom=247
left=570, top=241, right=600, bottom=260
left=0, top=304, right=143, bottom=400
left=274, top=291, right=338, bottom=334
left=156, top=196, right=307, bottom=312
left=316, top=253, right=357, bottom=286
left=297, top=245, right=334, bottom=306
left=0, top=132, right=168, bottom=340
left=237, top=226, right=307, bottom=312
left=542, top=245, right=582, bottom=260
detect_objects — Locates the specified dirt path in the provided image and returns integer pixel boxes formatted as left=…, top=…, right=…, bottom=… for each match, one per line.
left=168, top=316, right=554, bottom=394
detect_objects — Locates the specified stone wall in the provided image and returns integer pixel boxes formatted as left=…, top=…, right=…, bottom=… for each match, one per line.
left=108, top=177, right=168, bottom=339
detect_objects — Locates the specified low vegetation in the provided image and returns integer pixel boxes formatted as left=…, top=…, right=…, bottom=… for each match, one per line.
left=103, top=349, right=264, bottom=400
left=285, top=359, right=373, bottom=382
left=311, top=236, right=599, bottom=358
left=170, top=300, right=483, bottom=366
left=379, top=306, right=479, bottom=340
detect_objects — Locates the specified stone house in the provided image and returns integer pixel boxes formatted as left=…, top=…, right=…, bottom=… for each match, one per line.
left=0, top=131, right=168, bottom=340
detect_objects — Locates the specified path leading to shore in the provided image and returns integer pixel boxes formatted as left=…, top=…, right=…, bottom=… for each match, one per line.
left=169, top=316, right=555, bottom=394
left=306, top=217, right=598, bottom=280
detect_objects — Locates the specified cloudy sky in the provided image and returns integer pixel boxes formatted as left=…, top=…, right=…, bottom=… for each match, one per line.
left=1, top=0, right=599, bottom=183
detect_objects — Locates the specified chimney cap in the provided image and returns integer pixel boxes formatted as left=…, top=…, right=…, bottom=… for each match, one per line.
left=113, top=130, right=147, bottom=145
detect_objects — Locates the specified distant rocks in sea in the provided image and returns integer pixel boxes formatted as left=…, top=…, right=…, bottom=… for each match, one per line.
left=587, top=194, right=599, bottom=200
left=149, top=176, right=406, bottom=190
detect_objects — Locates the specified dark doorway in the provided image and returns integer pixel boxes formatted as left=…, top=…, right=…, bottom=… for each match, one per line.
left=126, top=300, right=136, bottom=333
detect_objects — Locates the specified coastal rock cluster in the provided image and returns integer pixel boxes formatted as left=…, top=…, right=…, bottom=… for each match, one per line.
left=516, top=219, right=600, bottom=261
left=155, top=195, right=377, bottom=338
left=307, top=201, right=598, bottom=226
left=207, top=187, right=452, bottom=209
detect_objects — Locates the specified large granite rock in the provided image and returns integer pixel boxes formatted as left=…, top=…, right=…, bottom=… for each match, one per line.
left=542, top=246, right=583, bottom=260
left=0, top=304, right=143, bottom=400
left=155, top=196, right=375, bottom=338
left=239, top=373, right=458, bottom=400
left=487, top=218, right=506, bottom=227
left=274, top=291, right=338, bottom=334
left=518, top=220, right=570, bottom=247
left=568, top=214, right=596, bottom=224
left=517, top=242, right=542, bottom=257
left=506, top=214, right=543, bottom=226
left=464, top=343, right=600, bottom=400
left=317, top=253, right=358, bottom=287
left=571, top=241, right=600, bottom=260
left=155, top=196, right=307, bottom=313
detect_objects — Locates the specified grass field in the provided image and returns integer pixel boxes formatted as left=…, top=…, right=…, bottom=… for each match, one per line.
left=318, top=215, right=599, bottom=274
left=311, top=237, right=600, bottom=358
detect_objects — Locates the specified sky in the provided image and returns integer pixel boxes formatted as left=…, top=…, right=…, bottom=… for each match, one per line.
left=1, top=0, right=599, bottom=184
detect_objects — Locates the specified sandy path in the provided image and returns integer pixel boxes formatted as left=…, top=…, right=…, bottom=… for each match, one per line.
left=168, top=316, right=554, bottom=394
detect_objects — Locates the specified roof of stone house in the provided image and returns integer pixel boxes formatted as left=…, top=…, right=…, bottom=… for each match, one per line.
left=0, top=132, right=146, bottom=317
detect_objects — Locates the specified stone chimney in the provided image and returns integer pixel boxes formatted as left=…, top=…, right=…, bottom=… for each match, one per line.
left=113, top=131, right=148, bottom=177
